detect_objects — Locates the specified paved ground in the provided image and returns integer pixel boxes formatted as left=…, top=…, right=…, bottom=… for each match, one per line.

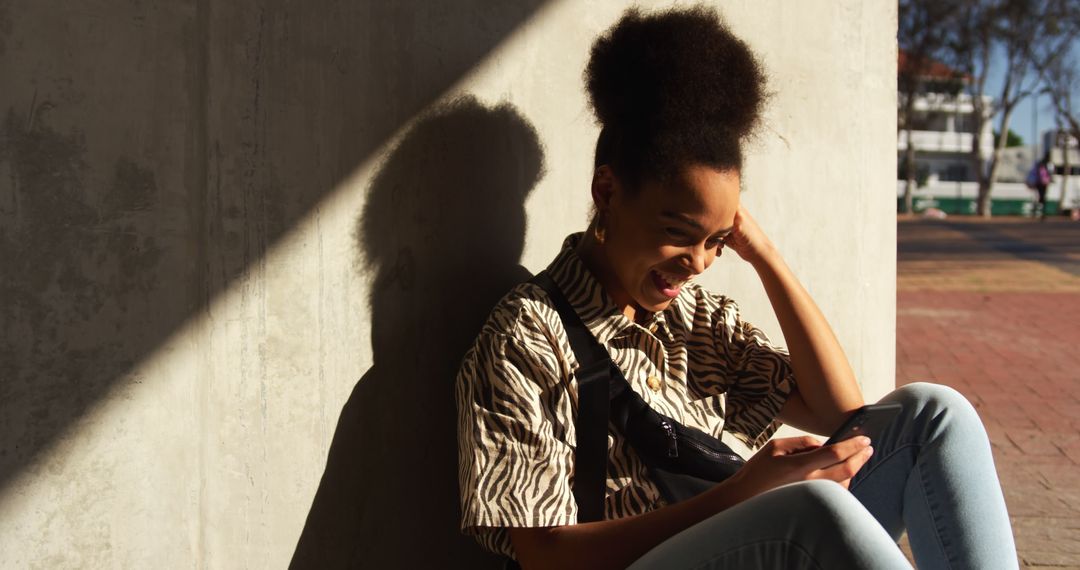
left=896, top=216, right=1080, bottom=569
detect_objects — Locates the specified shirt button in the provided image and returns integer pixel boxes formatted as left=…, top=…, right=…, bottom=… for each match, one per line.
left=648, top=322, right=659, bottom=334
left=646, top=376, right=662, bottom=392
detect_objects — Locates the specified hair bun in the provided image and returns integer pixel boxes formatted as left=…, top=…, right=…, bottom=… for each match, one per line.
left=585, top=6, right=765, bottom=142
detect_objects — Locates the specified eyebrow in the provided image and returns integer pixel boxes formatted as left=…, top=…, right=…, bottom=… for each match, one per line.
left=660, top=211, right=733, bottom=235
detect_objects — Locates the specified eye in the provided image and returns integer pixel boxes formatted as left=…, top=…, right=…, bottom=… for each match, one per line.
left=665, top=227, right=689, bottom=239
left=707, top=236, right=726, bottom=249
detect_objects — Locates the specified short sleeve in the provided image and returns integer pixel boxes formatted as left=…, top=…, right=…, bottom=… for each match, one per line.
left=711, top=298, right=796, bottom=449
left=455, top=330, right=578, bottom=545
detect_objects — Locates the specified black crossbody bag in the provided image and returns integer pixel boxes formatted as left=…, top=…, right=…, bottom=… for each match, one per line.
left=530, top=271, right=746, bottom=520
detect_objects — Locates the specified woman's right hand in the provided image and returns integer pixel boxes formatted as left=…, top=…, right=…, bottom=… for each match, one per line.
left=723, top=435, right=873, bottom=499
left=509, top=435, right=871, bottom=570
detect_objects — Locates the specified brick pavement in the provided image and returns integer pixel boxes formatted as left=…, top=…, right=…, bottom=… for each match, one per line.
left=897, top=217, right=1080, bottom=569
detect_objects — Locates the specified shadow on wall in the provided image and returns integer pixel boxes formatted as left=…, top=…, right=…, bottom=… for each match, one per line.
left=290, top=97, right=544, bottom=568
left=0, top=0, right=546, bottom=509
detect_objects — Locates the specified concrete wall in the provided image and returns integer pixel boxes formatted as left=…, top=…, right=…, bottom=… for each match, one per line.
left=0, top=1, right=897, bottom=567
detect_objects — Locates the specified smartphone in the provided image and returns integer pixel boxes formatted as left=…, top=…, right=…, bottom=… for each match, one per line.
left=824, top=402, right=903, bottom=445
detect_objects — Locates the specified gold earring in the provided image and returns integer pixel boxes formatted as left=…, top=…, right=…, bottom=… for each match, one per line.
left=594, top=211, right=606, bottom=244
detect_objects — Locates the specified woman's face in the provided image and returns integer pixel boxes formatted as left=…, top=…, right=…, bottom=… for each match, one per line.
left=600, top=163, right=740, bottom=316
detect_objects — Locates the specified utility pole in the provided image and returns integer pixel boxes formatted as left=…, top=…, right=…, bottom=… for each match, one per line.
left=1059, top=125, right=1073, bottom=214
left=1033, top=96, right=1040, bottom=162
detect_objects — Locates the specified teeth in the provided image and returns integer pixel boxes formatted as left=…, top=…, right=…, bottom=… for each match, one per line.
left=656, top=270, right=690, bottom=288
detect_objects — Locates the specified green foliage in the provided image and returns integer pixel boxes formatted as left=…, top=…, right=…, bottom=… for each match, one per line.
left=993, top=129, right=1024, bottom=147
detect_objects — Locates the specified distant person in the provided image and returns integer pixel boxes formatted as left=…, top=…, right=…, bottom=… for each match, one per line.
left=455, top=6, right=1018, bottom=569
left=1026, top=155, right=1053, bottom=220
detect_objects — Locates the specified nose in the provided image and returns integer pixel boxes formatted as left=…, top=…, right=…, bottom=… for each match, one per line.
left=683, top=242, right=710, bottom=275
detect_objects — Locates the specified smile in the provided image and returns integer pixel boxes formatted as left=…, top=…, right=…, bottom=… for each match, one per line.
left=650, top=269, right=690, bottom=298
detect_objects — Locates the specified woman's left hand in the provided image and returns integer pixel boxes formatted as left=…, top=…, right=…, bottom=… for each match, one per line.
left=725, top=205, right=777, bottom=266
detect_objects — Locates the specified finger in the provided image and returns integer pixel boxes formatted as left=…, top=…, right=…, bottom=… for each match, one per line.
left=771, top=435, right=823, bottom=455
left=792, top=436, right=870, bottom=470
left=828, top=435, right=872, bottom=458
left=811, top=445, right=874, bottom=482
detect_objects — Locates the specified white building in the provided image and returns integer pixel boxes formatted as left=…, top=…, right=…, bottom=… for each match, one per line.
left=1043, top=129, right=1080, bottom=174
left=958, top=130, right=1078, bottom=185
left=896, top=52, right=1050, bottom=214
left=897, top=52, right=995, bottom=186
left=996, top=145, right=1035, bottom=183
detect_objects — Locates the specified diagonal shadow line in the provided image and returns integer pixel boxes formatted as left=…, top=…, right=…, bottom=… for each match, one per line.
left=899, top=220, right=1080, bottom=277
left=0, top=0, right=550, bottom=504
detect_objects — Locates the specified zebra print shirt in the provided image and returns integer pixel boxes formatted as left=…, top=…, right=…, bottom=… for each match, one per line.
left=455, top=233, right=796, bottom=559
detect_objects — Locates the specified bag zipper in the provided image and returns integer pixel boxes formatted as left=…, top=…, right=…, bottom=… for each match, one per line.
left=660, top=420, right=678, bottom=458
left=679, top=434, right=744, bottom=463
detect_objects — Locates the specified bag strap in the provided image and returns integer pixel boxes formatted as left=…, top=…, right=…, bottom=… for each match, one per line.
left=528, top=270, right=682, bottom=518
left=529, top=271, right=611, bottom=523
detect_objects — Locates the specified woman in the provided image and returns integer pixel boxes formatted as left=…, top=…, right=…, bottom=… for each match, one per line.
left=1030, top=156, right=1053, bottom=220
left=455, top=7, right=1017, bottom=569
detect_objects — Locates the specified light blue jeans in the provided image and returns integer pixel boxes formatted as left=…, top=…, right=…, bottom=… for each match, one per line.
left=627, top=383, right=1018, bottom=570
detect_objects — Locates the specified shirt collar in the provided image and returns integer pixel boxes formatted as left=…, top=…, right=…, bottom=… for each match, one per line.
left=639, top=310, right=674, bottom=343
left=545, top=233, right=675, bottom=345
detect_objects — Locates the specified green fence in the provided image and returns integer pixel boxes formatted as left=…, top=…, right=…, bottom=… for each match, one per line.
left=897, top=196, right=1060, bottom=216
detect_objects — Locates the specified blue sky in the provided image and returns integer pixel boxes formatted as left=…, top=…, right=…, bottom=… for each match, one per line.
left=987, top=40, right=1080, bottom=151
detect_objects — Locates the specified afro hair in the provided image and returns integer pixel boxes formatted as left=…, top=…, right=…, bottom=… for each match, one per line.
left=585, top=6, right=766, bottom=189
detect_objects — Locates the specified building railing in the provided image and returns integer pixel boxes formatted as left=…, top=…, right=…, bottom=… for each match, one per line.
left=898, top=130, right=994, bottom=155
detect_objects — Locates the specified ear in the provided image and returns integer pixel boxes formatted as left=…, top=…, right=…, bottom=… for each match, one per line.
left=591, top=165, right=620, bottom=211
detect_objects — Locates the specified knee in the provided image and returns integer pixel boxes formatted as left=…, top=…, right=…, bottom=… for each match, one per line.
left=783, top=480, right=868, bottom=525
left=895, top=382, right=974, bottom=415
left=764, top=482, right=900, bottom=568
left=892, top=382, right=984, bottom=435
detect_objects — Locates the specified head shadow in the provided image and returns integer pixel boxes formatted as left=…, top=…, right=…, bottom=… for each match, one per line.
left=290, top=96, right=544, bottom=568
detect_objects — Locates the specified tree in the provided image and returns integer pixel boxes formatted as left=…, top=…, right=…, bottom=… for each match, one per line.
left=898, top=0, right=964, bottom=214
left=992, top=128, right=1024, bottom=146
left=1040, top=10, right=1080, bottom=143
left=1044, top=49, right=1080, bottom=209
left=952, top=0, right=1079, bottom=217
left=1030, top=0, right=1080, bottom=212
left=1046, top=61, right=1079, bottom=140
